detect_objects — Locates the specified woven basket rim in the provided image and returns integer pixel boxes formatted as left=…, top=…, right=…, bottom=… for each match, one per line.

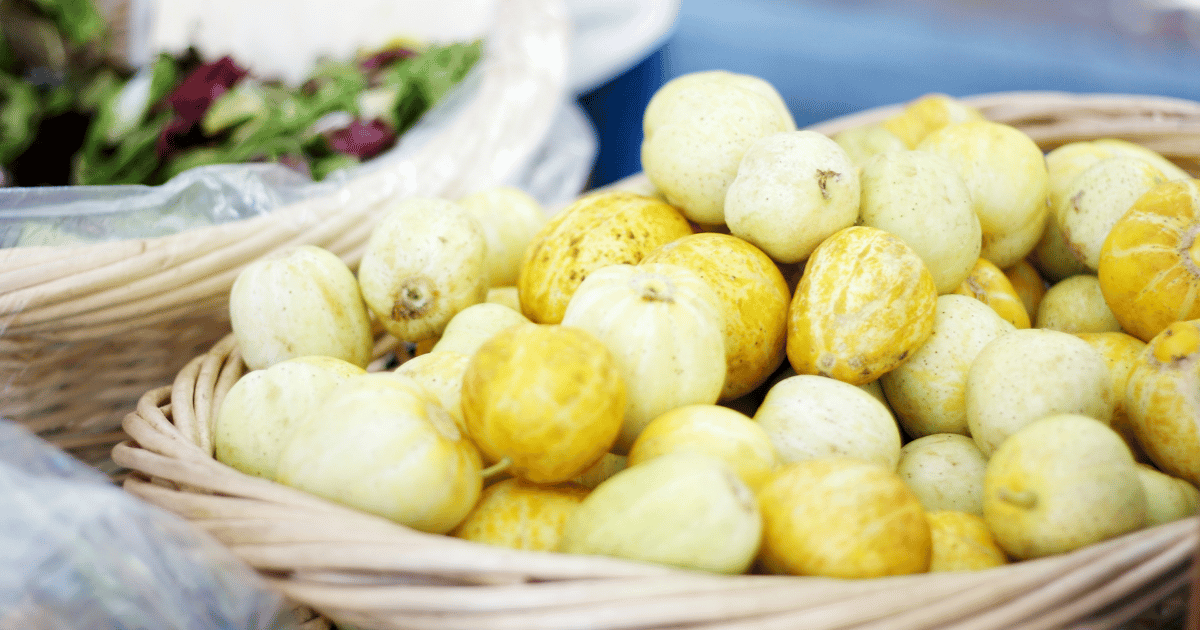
left=806, top=89, right=1200, bottom=132
left=113, top=326, right=1199, bottom=630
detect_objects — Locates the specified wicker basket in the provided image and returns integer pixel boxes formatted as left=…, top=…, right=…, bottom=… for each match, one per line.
left=0, top=0, right=570, bottom=470
left=112, top=91, right=1200, bottom=630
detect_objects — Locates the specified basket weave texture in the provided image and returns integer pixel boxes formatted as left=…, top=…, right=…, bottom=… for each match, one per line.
left=0, top=0, right=570, bottom=467
left=112, top=91, right=1200, bottom=630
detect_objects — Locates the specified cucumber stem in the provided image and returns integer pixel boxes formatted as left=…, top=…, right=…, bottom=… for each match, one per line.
left=480, top=456, right=512, bottom=479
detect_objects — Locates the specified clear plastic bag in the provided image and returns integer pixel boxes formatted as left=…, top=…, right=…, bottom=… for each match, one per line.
left=0, top=418, right=302, bottom=630
left=0, top=93, right=595, bottom=247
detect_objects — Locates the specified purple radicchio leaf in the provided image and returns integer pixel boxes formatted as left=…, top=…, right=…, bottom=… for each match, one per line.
left=326, top=119, right=396, bottom=160
left=157, top=56, right=250, bottom=157
left=359, top=47, right=417, bottom=72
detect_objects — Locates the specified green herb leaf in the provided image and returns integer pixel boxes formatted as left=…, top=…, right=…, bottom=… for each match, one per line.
left=388, top=40, right=482, bottom=104
left=0, top=28, right=18, bottom=74
left=202, top=80, right=269, bottom=136
left=28, top=0, right=106, bottom=46
left=147, top=52, right=179, bottom=107
left=77, top=67, right=123, bottom=113
left=74, top=110, right=170, bottom=185
left=310, top=152, right=359, bottom=181
left=0, top=70, right=41, bottom=163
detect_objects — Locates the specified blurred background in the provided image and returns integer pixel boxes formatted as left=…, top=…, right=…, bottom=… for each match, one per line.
left=579, top=0, right=1200, bottom=188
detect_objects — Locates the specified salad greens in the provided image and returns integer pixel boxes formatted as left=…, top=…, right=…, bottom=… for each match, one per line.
left=0, top=0, right=482, bottom=187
